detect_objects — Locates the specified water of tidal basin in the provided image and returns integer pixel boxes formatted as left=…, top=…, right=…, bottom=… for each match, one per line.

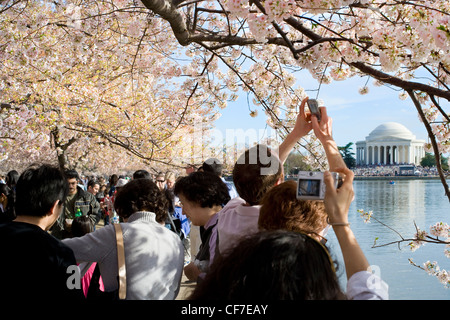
left=325, top=179, right=450, bottom=300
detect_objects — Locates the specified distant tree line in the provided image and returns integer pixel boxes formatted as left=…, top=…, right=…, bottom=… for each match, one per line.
left=421, top=152, right=449, bottom=171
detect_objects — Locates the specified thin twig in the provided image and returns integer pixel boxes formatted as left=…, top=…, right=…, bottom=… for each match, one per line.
left=407, top=89, right=450, bottom=203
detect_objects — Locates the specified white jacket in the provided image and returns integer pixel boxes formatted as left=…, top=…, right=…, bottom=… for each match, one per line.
left=63, top=211, right=184, bottom=300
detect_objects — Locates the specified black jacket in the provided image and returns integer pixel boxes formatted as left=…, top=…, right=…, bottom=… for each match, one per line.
left=51, top=186, right=100, bottom=239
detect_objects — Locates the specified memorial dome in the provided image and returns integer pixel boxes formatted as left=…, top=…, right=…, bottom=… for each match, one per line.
left=366, top=122, right=416, bottom=141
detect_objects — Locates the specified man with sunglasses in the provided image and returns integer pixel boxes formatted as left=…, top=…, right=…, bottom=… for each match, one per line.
left=155, top=172, right=166, bottom=191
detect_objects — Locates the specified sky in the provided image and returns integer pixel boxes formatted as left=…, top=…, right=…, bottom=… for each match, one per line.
left=213, top=70, right=430, bottom=154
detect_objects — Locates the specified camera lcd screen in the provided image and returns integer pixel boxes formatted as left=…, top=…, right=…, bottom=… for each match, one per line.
left=298, top=179, right=321, bottom=197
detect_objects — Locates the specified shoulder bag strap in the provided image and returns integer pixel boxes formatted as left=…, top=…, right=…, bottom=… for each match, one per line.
left=114, top=223, right=127, bottom=300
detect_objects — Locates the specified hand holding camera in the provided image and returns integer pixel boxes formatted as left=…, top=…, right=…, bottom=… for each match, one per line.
left=303, top=98, right=333, bottom=145
left=296, top=171, right=339, bottom=201
left=306, top=99, right=321, bottom=122
left=307, top=98, right=347, bottom=172
left=323, top=168, right=354, bottom=225
left=293, top=97, right=347, bottom=200
left=308, top=99, right=332, bottom=142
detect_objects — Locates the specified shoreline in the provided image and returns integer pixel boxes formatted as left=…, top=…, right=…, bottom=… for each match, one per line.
left=284, top=175, right=447, bottom=181
left=353, top=175, right=445, bottom=180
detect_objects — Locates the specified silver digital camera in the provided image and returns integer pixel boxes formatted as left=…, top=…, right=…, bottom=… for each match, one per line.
left=296, top=171, right=339, bottom=200
left=307, top=99, right=321, bottom=122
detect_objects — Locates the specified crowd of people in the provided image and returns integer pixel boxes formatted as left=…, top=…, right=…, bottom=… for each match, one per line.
left=0, top=98, right=388, bottom=301
left=353, top=164, right=439, bottom=177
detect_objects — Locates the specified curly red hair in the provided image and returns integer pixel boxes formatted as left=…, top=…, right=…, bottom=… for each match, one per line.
left=258, top=180, right=328, bottom=236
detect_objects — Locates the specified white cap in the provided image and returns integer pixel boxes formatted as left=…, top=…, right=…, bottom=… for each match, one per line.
left=116, top=178, right=129, bottom=188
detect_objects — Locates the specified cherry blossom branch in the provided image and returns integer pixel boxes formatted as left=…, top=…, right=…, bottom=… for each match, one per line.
left=65, top=123, right=186, bottom=168
left=249, top=0, right=299, bottom=59
left=407, top=89, right=450, bottom=203
left=200, top=42, right=327, bottom=168
left=351, top=62, right=450, bottom=101
left=140, top=0, right=190, bottom=45
left=366, top=219, right=450, bottom=288
left=283, top=15, right=450, bottom=101
left=0, top=0, right=24, bottom=14
left=408, top=259, right=426, bottom=271
left=359, top=210, right=450, bottom=250
left=50, top=127, right=78, bottom=169
left=420, top=63, right=450, bottom=92
left=144, top=1, right=450, bottom=101
left=387, top=1, right=450, bottom=16
left=372, top=234, right=448, bottom=249
left=429, top=95, right=450, bottom=124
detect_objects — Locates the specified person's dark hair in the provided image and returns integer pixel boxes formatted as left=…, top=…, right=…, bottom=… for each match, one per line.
left=174, top=171, right=230, bottom=208
left=0, top=183, right=15, bottom=221
left=0, top=184, right=10, bottom=200
left=6, top=170, right=19, bottom=189
left=87, top=179, right=100, bottom=189
left=114, top=178, right=169, bottom=223
left=133, top=169, right=151, bottom=180
left=71, top=215, right=94, bottom=237
left=232, top=144, right=282, bottom=206
left=64, top=169, right=79, bottom=181
left=199, top=158, right=223, bottom=176
left=15, top=164, right=68, bottom=217
left=109, top=174, right=119, bottom=186
left=0, top=183, right=11, bottom=196
left=164, top=189, right=175, bottom=214
left=259, top=180, right=328, bottom=236
left=189, top=230, right=344, bottom=300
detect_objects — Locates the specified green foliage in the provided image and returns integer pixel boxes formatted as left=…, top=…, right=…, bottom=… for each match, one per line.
left=421, top=152, right=436, bottom=167
left=284, top=152, right=311, bottom=175
left=338, top=142, right=356, bottom=169
left=420, top=152, right=449, bottom=171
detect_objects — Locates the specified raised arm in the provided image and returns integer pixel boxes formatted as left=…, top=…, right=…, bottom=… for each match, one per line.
left=277, top=98, right=313, bottom=164
left=323, top=168, right=369, bottom=279
left=311, top=106, right=346, bottom=172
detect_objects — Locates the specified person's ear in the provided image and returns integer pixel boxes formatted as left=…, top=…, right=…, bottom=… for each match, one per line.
left=47, top=200, right=62, bottom=217
left=43, top=200, right=63, bottom=231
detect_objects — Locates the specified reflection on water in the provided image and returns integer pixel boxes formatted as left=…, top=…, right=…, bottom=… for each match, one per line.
left=327, top=179, right=450, bottom=300
left=355, top=180, right=427, bottom=230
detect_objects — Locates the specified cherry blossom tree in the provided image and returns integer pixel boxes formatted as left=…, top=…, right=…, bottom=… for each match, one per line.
left=138, top=0, right=450, bottom=198
left=0, top=0, right=221, bottom=172
left=1, top=0, right=449, bottom=197
left=1, top=0, right=450, bottom=292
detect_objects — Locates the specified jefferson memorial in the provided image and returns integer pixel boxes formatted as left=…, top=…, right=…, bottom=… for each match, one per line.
left=355, top=122, right=426, bottom=166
